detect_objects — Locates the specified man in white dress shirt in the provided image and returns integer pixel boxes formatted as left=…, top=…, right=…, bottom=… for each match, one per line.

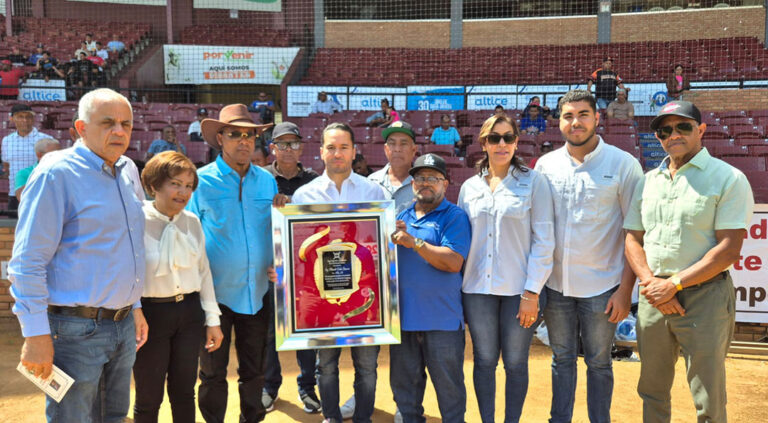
left=534, top=89, right=643, bottom=423
left=292, top=122, right=386, bottom=423
left=2, top=104, right=52, bottom=210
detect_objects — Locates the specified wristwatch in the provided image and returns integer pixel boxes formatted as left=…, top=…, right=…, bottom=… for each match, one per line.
left=414, top=238, right=425, bottom=250
left=668, top=274, right=683, bottom=291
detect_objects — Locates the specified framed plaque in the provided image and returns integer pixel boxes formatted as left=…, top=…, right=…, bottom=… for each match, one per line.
left=271, top=201, right=400, bottom=350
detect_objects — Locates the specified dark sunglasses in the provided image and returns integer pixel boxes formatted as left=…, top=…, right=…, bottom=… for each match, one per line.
left=274, top=141, right=302, bottom=151
left=486, top=133, right=518, bottom=145
left=221, top=130, right=257, bottom=140
left=655, top=122, right=694, bottom=140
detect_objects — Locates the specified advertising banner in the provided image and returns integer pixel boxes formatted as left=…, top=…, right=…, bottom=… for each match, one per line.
left=406, top=86, right=464, bottom=111
left=68, top=0, right=165, bottom=5
left=733, top=205, right=768, bottom=323
left=164, top=45, right=299, bottom=85
left=348, top=87, right=407, bottom=112
left=193, top=0, right=280, bottom=12
left=18, top=79, right=67, bottom=102
left=286, top=86, right=347, bottom=117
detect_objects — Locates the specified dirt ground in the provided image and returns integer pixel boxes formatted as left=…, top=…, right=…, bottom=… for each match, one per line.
left=0, top=320, right=766, bottom=423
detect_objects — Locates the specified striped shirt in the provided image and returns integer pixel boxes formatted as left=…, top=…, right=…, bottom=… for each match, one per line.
left=2, top=128, right=52, bottom=190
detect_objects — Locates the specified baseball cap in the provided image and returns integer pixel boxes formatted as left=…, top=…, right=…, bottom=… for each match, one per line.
left=197, top=107, right=208, bottom=115
left=381, top=121, right=415, bottom=141
left=409, top=153, right=447, bottom=178
left=272, top=122, right=302, bottom=140
left=650, top=101, right=702, bottom=130
left=11, top=104, right=34, bottom=116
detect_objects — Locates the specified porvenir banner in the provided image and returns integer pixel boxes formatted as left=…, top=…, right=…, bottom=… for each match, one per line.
left=163, top=45, right=299, bottom=85
left=68, top=0, right=165, bottom=5
left=733, top=204, right=768, bottom=323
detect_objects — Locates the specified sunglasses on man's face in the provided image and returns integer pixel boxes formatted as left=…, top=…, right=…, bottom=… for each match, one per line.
left=222, top=130, right=257, bottom=140
left=274, top=141, right=302, bottom=151
left=655, top=122, right=694, bottom=140
left=486, top=133, right=518, bottom=145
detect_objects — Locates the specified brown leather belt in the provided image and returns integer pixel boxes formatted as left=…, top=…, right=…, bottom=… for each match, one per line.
left=48, top=305, right=132, bottom=321
left=142, top=292, right=198, bottom=304
left=656, top=271, right=728, bottom=284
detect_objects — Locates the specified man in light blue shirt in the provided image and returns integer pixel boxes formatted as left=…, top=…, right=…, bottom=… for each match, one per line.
left=430, top=114, right=462, bottom=154
left=187, top=103, right=284, bottom=423
left=10, top=88, right=147, bottom=422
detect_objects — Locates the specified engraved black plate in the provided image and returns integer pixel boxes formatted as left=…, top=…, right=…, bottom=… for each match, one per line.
left=322, top=250, right=353, bottom=291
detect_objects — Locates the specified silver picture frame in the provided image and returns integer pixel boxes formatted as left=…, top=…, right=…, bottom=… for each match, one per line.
left=271, top=201, right=400, bottom=350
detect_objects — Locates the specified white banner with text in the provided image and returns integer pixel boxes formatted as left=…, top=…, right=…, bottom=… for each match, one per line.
left=164, top=45, right=299, bottom=85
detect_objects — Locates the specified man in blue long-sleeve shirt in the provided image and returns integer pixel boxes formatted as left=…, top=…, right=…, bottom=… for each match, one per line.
left=10, top=88, right=147, bottom=422
left=187, top=103, right=285, bottom=423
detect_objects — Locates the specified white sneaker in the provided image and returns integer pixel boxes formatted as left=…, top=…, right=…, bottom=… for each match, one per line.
left=393, top=408, right=403, bottom=423
left=340, top=395, right=355, bottom=420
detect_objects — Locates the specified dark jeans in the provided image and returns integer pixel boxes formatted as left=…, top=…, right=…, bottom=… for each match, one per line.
left=198, top=301, right=269, bottom=423
left=46, top=311, right=136, bottom=423
left=133, top=293, right=204, bottom=423
left=464, top=292, right=547, bottom=423
left=264, top=285, right=317, bottom=396
left=390, top=330, right=466, bottom=423
left=317, top=346, right=379, bottom=423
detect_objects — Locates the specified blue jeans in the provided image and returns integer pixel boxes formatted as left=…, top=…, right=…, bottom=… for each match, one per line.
left=46, top=311, right=136, bottom=423
left=390, top=330, right=466, bottom=423
left=317, top=345, right=379, bottom=423
left=544, top=286, right=618, bottom=423
left=596, top=98, right=612, bottom=109
left=463, top=292, right=547, bottom=423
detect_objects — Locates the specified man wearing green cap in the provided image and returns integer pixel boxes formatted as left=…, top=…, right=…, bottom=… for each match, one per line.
left=369, top=121, right=419, bottom=214
left=624, top=100, right=754, bottom=423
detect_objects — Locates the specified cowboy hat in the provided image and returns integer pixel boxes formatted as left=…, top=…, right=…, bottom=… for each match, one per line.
left=201, top=104, right=273, bottom=149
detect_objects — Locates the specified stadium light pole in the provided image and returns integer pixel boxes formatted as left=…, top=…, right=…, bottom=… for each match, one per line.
left=314, top=0, right=324, bottom=48
left=450, top=0, right=462, bottom=49
left=166, top=0, right=174, bottom=43
left=597, top=0, right=611, bottom=44
left=4, top=0, right=11, bottom=38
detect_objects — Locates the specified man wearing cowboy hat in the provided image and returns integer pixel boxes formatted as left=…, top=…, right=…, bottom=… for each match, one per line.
left=187, top=103, right=286, bottom=423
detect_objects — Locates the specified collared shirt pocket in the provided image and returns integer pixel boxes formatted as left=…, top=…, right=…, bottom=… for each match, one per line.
left=497, top=186, right=531, bottom=220
left=464, top=191, right=491, bottom=218
left=683, top=194, right=716, bottom=227
left=582, top=175, right=619, bottom=222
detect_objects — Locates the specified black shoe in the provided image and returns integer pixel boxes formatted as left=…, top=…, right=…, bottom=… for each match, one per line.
left=262, top=389, right=277, bottom=412
left=299, top=390, right=322, bottom=413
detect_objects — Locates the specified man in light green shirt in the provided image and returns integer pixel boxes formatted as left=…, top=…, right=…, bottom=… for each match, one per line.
left=14, top=138, right=60, bottom=201
left=624, top=101, right=754, bottom=423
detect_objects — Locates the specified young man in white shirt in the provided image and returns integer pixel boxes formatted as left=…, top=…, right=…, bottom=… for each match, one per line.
left=292, top=122, right=386, bottom=423
left=534, top=90, right=642, bottom=423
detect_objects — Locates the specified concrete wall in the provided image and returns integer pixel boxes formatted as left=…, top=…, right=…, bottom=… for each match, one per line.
left=325, top=20, right=451, bottom=49
left=686, top=89, right=768, bottom=111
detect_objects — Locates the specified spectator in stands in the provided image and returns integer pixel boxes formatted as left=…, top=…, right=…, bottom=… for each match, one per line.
left=73, top=51, right=96, bottom=88
left=87, top=50, right=106, bottom=86
left=95, top=41, right=110, bottom=62
left=528, top=141, right=553, bottom=169
left=187, top=107, right=207, bottom=142
left=310, top=91, right=342, bottom=115
left=262, top=122, right=322, bottom=415
left=77, top=42, right=90, bottom=58
left=522, top=96, right=551, bottom=120
left=0, top=59, right=26, bottom=100
left=250, top=91, right=276, bottom=124
left=291, top=122, right=387, bottom=423
left=35, top=51, right=61, bottom=82
left=2, top=104, right=52, bottom=210
left=365, top=98, right=390, bottom=127
left=27, top=44, right=44, bottom=66
left=7, top=46, right=27, bottom=66
left=625, top=100, right=754, bottom=423
left=431, top=115, right=462, bottom=153
left=535, top=90, right=641, bottom=423
left=146, top=125, right=187, bottom=161
left=250, top=145, right=270, bottom=167
left=352, top=153, right=373, bottom=177
left=494, top=105, right=505, bottom=115
left=10, top=88, right=147, bottom=423
left=108, top=36, right=126, bottom=53
left=189, top=103, right=283, bottom=423
left=460, top=113, right=554, bottom=423
left=377, top=103, right=401, bottom=128
left=666, top=64, right=691, bottom=101
left=15, top=138, right=61, bottom=201
left=369, top=121, right=419, bottom=214
left=548, top=96, right=564, bottom=122
left=521, top=105, right=547, bottom=135
left=84, top=33, right=97, bottom=52
left=391, top=153, right=471, bottom=423
left=606, top=89, right=635, bottom=120
left=133, top=151, right=223, bottom=423
left=587, top=56, right=629, bottom=109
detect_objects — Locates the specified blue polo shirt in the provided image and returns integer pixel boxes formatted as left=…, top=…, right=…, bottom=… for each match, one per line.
left=187, top=155, right=278, bottom=315
left=397, top=198, right=471, bottom=331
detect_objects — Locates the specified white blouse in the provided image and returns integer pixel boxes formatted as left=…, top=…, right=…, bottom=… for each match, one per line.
left=459, top=167, right=555, bottom=296
left=143, top=201, right=221, bottom=326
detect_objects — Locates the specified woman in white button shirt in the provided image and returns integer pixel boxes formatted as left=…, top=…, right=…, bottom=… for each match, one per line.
left=133, top=151, right=224, bottom=422
left=458, top=113, right=555, bottom=423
